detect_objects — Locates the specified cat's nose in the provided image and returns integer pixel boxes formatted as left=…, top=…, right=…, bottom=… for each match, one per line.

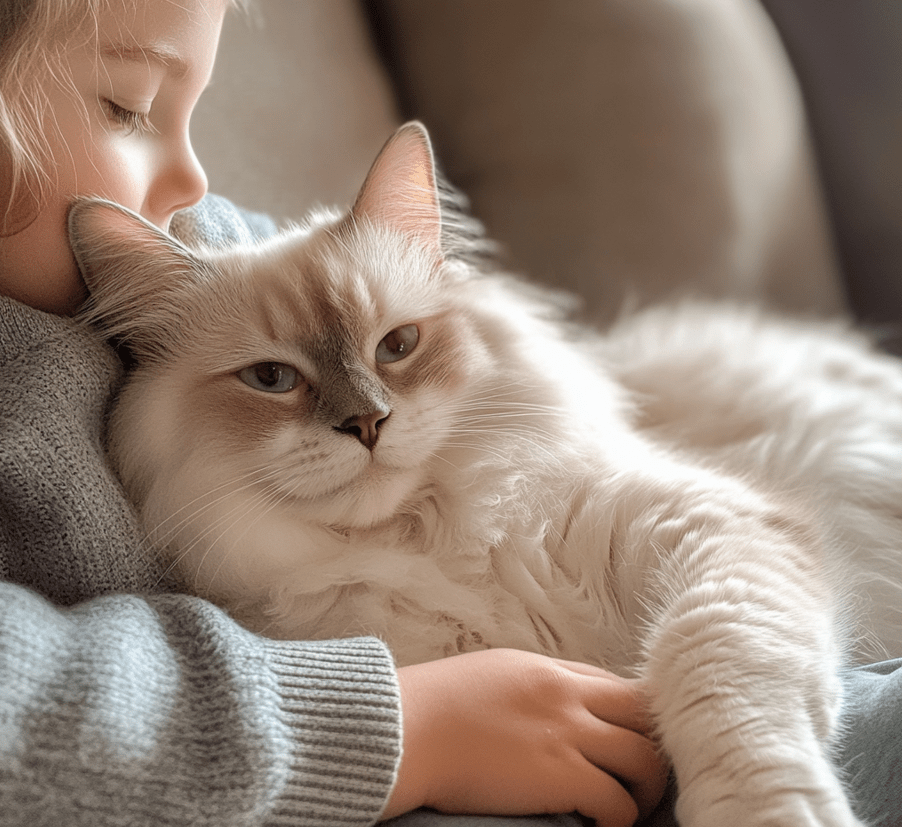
left=336, top=410, right=390, bottom=451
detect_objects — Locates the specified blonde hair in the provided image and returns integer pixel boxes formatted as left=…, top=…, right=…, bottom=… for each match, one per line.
left=0, top=0, right=246, bottom=235
left=0, top=0, right=97, bottom=233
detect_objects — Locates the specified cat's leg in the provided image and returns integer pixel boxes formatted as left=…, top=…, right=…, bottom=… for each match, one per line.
left=610, top=472, right=863, bottom=827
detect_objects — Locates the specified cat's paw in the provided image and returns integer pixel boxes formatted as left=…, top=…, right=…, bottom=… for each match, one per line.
left=675, top=763, right=864, bottom=827
left=677, top=796, right=863, bottom=827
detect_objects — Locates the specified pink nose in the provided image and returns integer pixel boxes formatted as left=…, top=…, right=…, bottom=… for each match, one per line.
left=336, top=410, right=390, bottom=450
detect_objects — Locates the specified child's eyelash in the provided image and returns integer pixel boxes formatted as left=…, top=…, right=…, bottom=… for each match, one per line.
left=101, top=98, right=152, bottom=135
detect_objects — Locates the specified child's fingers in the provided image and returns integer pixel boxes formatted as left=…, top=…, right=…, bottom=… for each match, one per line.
left=551, top=656, right=624, bottom=679
left=552, top=657, right=656, bottom=735
left=570, top=764, right=641, bottom=827
left=576, top=711, right=669, bottom=820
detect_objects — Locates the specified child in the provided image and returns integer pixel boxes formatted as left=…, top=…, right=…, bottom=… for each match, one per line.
left=0, top=1, right=667, bottom=825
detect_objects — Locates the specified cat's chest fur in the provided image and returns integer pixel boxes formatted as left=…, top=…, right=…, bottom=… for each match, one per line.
left=313, top=446, right=632, bottom=668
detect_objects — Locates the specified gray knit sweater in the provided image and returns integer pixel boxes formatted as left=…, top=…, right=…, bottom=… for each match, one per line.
left=0, top=195, right=402, bottom=826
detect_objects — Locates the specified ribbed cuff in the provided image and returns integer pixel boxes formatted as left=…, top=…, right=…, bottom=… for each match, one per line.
left=262, top=636, right=402, bottom=826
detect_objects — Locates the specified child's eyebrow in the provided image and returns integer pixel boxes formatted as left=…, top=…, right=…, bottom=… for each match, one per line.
left=100, top=43, right=189, bottom=80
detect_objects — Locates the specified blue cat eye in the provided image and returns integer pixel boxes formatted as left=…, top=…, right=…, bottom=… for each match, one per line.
left=238, top=362, right=300, bottom=393
left=376, top=324, right=420, bottom=364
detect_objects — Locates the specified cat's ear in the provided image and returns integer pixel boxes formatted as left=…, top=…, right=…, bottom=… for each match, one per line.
left=68, top=197, right=201, bottom=358
left=351, top=121, right=443, bottom=259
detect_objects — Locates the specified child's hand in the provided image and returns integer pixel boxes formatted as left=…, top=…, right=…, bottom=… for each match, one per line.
left=382, top=648, right=668, bottom=826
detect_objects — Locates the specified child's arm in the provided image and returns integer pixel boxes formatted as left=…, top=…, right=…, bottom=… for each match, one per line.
left=0, top=580, right=402, bottom=827
left=384, top=649, right=668, bottom=826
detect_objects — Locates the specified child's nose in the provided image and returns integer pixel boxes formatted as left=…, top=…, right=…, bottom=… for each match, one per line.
left=146, top=136, right=208, bottom=228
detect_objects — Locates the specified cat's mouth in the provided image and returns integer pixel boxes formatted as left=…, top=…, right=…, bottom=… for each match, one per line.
left=297, top=462, right=425, bottom=529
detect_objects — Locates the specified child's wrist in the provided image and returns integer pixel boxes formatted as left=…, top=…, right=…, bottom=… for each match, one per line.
left=380, top=664, right=433, bottom=819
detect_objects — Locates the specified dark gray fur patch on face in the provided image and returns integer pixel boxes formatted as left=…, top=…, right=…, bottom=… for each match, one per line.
left=314, top=356, right=390, bottom=432
left=304, top=304, right=391, bottom=433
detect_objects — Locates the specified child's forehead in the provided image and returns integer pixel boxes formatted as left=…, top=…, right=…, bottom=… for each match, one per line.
left=70, top=0, right=226, bottom=55
left=58, top=0, right=227, bottom=85
left=97, top=42, right=190, bottom=81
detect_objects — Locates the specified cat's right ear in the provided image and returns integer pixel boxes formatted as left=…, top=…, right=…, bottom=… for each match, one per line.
left=68, top=197, right=201, bottom=358
left=351, top=121, right=443, bottom=260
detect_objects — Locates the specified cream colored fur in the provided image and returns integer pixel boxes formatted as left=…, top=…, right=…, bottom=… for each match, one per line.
left=71, top=124, right=902, bottom=827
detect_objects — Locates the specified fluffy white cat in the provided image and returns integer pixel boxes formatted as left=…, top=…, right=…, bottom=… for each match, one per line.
left=70, top=122, right=902, bottom=827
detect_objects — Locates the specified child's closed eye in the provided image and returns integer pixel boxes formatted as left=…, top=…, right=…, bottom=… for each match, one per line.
left=101, top=97, right=152, bottom=135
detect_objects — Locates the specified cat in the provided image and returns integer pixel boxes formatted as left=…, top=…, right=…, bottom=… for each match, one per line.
left=69, top=121, right=902, bottom=827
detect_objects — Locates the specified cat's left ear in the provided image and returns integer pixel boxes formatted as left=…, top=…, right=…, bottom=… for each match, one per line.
left=68, top=197, right=202, bottom=356
left=351, top=121, right=443, bottom=260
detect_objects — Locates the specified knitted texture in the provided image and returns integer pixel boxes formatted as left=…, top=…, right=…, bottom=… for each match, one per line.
left=0, top=196, right=401, bottom=826
left=170, top=192, right=280, bottom=250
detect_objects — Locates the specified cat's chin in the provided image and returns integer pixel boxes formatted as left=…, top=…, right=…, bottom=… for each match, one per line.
left=300, top=464, right=425, bottom=530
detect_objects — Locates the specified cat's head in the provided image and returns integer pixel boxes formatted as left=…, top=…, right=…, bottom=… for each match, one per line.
left=68, top=122, right=498, bottom=529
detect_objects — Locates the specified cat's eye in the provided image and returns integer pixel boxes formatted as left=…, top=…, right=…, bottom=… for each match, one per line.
left=238, top=363, right=300, bottom=393
left=376, top=324, right=420, bottom=364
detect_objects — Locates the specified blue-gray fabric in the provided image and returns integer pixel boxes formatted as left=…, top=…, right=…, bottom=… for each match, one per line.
left=839, top=661, right=902, bottom=827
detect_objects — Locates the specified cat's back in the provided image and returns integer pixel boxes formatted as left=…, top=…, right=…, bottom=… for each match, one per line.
left=602, top=302, right=902, bottom=479
left=600, top=301, right=902, bottom=658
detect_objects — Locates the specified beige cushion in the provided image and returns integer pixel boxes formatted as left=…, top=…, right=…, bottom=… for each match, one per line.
left=373, top=0, right=847, bottom=320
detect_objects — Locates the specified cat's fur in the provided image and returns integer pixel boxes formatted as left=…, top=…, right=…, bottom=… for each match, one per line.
left=70, top=122, right=902, bottom=827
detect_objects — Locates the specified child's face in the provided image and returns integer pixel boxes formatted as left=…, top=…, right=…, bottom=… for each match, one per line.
left=0, top=0, right=228, bottom=315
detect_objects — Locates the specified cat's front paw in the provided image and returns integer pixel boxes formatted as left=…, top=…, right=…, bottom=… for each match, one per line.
left=675, top=764, right=864, bottom=827
left=676, top=795, right=864, bottom=827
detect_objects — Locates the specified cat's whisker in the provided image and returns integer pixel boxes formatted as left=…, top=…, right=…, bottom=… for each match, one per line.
left=448, top=400, right=568, bottom=419
left=192, top=490, right=290, bottom=595
left=150, top=505, right=267, bottom=589
left=441, top=424, right=561, bottom=445
left=145, top=464, right=281, bottom=552
left=442, top=423, right=565, bottom=459
left=436, top=437, right=555, bottom=470
left=452, top=394, right=534, bottom=410
left=423, top=451, right=465, bottom=472
left=449, top=413, right=563, bottom=428
left=451, top=396, right=565, bottom=411
left=146, top=465, right=294, bottom=584
left=199, top=476, right=327, bottom=600
left=162, top=486, right=276, bottom=591
left=149, top=465, right=274, bottom=530
left=438, top=396, right=570, bottom=426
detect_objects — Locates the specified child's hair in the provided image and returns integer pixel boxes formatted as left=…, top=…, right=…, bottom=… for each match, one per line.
left=0, top=0, right=98, bottom=234
left=0, top=0, right=247, bottom=236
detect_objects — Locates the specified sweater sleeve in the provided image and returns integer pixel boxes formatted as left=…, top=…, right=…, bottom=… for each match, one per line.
left=0, top=583, right=401, bottom=826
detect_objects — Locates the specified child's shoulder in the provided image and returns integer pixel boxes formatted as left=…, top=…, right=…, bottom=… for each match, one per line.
left=0, top=293, right=116, bottom=377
